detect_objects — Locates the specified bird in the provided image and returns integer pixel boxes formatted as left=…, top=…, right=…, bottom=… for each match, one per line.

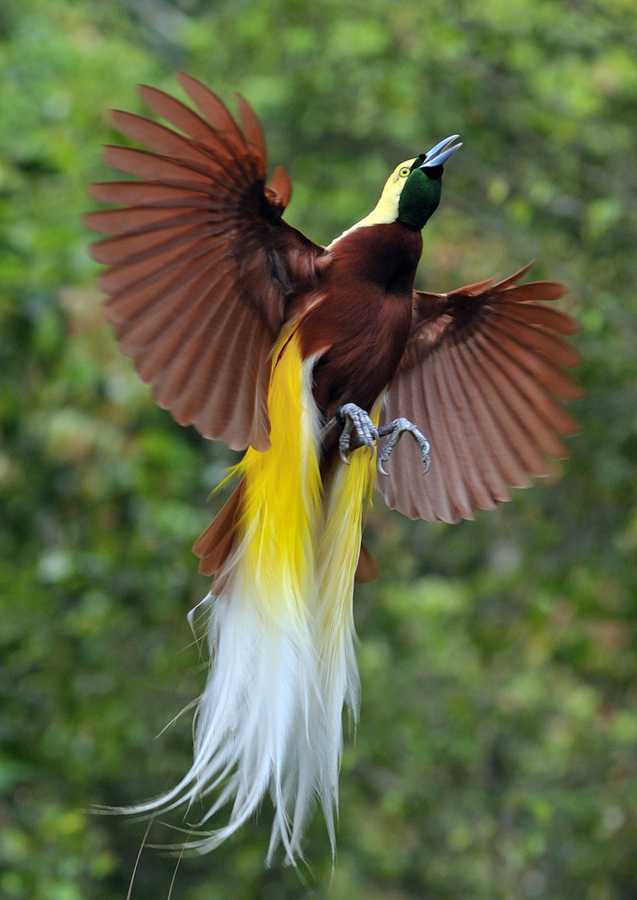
left=86, top=72, right=581, bottom=864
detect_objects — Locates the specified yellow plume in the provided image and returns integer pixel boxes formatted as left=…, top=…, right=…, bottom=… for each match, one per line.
left=226, top=330, right=322, bottom=618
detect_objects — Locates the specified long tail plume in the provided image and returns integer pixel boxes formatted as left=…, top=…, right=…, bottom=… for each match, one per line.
left=313, top=405, right=380, bottom=845
left=115, top=334, right=378, bottom=863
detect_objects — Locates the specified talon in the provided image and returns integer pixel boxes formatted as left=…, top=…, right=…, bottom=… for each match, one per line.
left=337, top=403, right=379, bottom=464
left=376, top=417, right=432, bottom=476
left=336, top=406, right=431, bottom=476
left=338, top=414, right=354, bottom=464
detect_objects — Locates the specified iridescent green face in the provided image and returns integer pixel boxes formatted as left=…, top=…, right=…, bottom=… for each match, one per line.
left=397, top=167, right=442, bottom=231
left=396, top=134, right=462, bottom=230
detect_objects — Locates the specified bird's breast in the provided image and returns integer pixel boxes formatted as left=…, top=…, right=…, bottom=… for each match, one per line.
left=298, top=222, right=422, bottom=417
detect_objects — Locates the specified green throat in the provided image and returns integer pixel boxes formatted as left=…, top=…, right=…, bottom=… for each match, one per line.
left=397, top=167, right=442, bottom=230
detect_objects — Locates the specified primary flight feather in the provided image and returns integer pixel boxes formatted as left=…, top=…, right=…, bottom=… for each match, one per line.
left=87, top=72, right=580, bottom=862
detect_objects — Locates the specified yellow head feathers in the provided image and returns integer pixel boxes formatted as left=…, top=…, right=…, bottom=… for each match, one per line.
left=330, top=158, right=416, bottom=243
left=374, top=158, right=417, bottom=216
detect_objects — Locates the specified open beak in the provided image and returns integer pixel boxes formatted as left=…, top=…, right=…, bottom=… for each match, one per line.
left=420, top=134, right=463, bottom=169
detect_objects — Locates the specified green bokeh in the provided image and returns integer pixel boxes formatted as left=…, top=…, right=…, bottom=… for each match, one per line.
left=2, top=1, right=637, bottom=897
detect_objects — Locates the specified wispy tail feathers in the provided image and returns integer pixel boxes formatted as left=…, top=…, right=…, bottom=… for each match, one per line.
left=122, top=334, right=377, bottom=863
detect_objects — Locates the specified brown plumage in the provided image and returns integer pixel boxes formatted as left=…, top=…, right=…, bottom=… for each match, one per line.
left=301, top=223, right=421, bottom=418
left=87, top=73, right=580, bottom=577
left=88, top=74, right=323, bottom=452
left=379, top=268, right=581, bottom=522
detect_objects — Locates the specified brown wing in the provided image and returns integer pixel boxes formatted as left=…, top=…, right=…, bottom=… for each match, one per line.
left=378, top=264, right=582, bottom=522
left=86, top=73, right=324, bottom=451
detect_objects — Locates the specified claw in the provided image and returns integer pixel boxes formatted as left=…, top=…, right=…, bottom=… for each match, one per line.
left=337, top=403, right=378, bottom=465
left=338, top=416, right=353, bottom=465
left=335, top=406, right=431, bottom=477
left=377, top=417, right=432, bottom=476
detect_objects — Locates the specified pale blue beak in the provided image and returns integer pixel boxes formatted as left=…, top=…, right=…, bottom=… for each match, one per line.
left=420, top=134, right=463, bottom=169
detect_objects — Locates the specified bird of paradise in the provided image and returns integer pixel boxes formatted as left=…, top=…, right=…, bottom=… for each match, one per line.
left=87, top=73, right=580, bottom=864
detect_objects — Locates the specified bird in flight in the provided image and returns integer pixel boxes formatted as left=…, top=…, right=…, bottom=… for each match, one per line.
left=87, top=73, right=580, bottom=864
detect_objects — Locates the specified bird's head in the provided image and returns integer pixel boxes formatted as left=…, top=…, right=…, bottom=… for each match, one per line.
left=375, top=135, right=462, bottom=231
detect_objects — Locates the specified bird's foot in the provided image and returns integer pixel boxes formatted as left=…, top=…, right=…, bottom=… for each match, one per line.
left=336, top=405, right=431, bottom=477
left=336, top=403, right=378, bottom=464
left=376, top=417, right=432, bottom=477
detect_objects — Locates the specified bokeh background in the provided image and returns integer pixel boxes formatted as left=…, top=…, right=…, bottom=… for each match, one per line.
left=2, top=0, right=637, bottom=897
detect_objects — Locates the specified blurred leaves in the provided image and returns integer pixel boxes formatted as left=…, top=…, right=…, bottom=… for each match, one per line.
left=1, top=0, right=637, bottom=897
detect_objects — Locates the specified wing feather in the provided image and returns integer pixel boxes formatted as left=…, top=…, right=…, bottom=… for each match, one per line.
left=89, top=181, right=212, bottom=206
left=459, top=338, right=548, bottom=477
left=88, top=77, right=324, bottom=450
left=378, top=266, right=580, bottom=522
left=432, top=351, right=484, bottom=518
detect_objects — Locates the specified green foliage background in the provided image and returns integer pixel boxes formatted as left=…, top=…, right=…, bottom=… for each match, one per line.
left=1, top=0, right=637, bottom=897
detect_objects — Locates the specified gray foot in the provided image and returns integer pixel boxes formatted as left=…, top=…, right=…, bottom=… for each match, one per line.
left=337, top=403, right=378, bottom=464
left=336, top=405, right=432, bottom=477
left=376, top=417, right=432, bottom=477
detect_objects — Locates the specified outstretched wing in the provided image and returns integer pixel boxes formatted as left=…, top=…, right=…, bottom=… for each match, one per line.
left=377, top=264, right=581, bottom=522
left=86, top=73, right=324, bottom=451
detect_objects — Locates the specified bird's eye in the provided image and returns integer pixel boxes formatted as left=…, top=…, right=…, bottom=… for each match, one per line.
left=399, top=167, right=410, bottom=177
